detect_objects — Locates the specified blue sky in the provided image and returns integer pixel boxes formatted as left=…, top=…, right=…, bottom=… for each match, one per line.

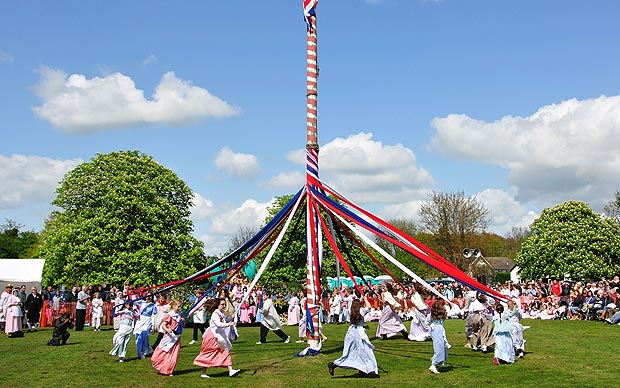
left=1, top=0, right=620, bottom=255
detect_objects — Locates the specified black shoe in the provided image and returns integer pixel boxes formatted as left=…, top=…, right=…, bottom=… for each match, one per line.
left=327, top=362, right=335, bottom=376
left=367, top=372, right=380, bottom=379
left=358, top=371, right=368, bottom=378
left=381, top=334, right=387, bottom=340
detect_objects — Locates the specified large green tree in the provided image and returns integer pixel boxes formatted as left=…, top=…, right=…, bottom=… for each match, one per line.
left=253, top=194, right=378, bottom=292
left=37, top=150, right=205, bottom=286
left=515, top=200, right=620, bottom=280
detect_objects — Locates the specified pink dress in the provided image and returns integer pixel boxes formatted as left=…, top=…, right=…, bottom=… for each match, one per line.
left=194, top=309, right=233, bottom=368
left=151, top=313, right=181, bottom=375
left=4, top=294, right=23, bottom=334
left=287, top=296, right=300, bottom=326
left=239, top=301, right=251, bottom=323
left=193, top=329, right=232, bottom=368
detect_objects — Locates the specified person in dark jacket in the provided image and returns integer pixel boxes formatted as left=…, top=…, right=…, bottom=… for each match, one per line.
left=48, top=313, right=74, bottom=346
left=25, top=287, right=44, bottom=332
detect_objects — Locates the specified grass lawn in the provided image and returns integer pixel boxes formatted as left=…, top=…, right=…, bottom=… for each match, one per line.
left=1, top=318, right=616, bottom=388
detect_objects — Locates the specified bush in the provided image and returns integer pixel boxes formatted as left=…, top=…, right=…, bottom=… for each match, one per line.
left=494, top=272, right=511, bottom=284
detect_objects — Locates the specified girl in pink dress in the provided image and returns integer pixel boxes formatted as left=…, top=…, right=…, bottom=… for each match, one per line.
left=287, top=294, right=301, bottom=326
left=239, top=299, right=251, bottom=324
left=193, top=298, right=240, bottom=378
left=151, top=300, right=183, bottom=376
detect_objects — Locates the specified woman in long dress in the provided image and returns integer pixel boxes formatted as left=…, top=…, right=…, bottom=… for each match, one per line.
left=507, top=300, right=526, bottom=358
left=193, top=298, right=240, bottom=378
left=469, top=294, right=494, bottom=352
left=4, top=289, right=23, bottom=336
left=109, top=302, right=137, bottom=362
left=287, top=293, right=301, bottom=326
left=151, top=300, right=183, bottom=376
left=428, top=300, right=449, bottom=374
left=408, top=283, right=431, bottom=341
left=376, top=283, right=408, bottom=340
left=492, top=303, right=515, bottom=365
left=327, top=297, right=379, bottom=378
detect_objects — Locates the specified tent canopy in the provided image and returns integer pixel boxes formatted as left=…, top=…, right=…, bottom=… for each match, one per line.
left=0, top=259, right=45, bottom=290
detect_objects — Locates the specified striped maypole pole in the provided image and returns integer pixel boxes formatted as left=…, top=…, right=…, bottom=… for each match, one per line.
left=303, top=0, right=322, bottom=349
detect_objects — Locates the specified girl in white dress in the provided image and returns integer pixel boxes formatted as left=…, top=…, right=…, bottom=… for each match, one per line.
left=91, top=292, right=104, bottom=331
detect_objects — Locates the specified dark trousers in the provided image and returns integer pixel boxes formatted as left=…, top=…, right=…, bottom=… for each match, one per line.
left=48, top=332, right=70, bottom=346
left=152, top=332, right=164, bottom=349
left=259, top=325, right=288, bottom=343
left=193, top=322, right=206, bottom=341
left=75, top=309, right=86, bottom=331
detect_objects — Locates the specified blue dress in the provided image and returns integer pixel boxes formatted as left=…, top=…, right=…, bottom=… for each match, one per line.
left=430, top=318, right=448, bottom=366
left=493, top=312, right=515, bottom=363
left=333, top=308, right=378, bottom=374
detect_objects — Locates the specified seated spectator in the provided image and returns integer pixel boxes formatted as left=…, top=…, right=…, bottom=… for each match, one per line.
left=568, top=292, right=583, bottom=319
left=605, top=309, right=620, bottom=325
left=597, top=291, right=615, bottom=320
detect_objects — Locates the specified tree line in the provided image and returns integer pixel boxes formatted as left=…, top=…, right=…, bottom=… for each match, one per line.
left=2, top=151, right=620, bottom=289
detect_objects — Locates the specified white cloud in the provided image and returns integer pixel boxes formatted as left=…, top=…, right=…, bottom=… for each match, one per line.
left=209, top=199, right=272, bottom=235
left=141, top=54, right=158, bottom=66
left=261, top=171, right=304, bottom=189
left=196, top=198, right=274, bottom=255
left=476, top=189, right=538, bottom=236
left=196, top=233, right=228, bottom=257
left=32, top=67, right=239, bottom=132
left=430, top=95, right=620, bottom=210
left=285, top=132, right=434, bottom=203
left=0, top=154, right=81, bottom=209
left=0, top=50, right=13, bottom=63
left=379, top=200, right=426, bottom=223
left=190, top=192, right=216, bottom=221
left=214, top=146, right=261, bottom=178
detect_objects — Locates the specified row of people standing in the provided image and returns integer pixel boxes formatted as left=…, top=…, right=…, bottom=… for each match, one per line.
left=1, top=284, right=49, bottom=335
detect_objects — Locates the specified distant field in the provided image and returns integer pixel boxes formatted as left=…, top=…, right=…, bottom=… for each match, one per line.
left=1, top=318, right=615, bottom=388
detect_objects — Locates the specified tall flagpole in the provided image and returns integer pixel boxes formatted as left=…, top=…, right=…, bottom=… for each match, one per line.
left=304, top=0, right=322, bottom=349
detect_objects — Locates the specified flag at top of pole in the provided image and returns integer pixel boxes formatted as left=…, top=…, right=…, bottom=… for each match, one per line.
left=304, top=0, right=318, bottom=31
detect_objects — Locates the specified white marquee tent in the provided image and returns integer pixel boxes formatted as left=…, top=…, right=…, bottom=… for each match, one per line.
left=0, top=259, right=45, bottom=290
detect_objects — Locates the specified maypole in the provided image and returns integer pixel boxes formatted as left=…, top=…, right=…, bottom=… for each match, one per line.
left=303, top=0, right=322, bottom=350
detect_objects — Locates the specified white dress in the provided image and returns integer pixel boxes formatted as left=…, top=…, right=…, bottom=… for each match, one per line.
left=408, top=292, right=431, bottom=341
left=376, top=291, right=406, bottom=338
left=493, top=312, right=515, bottom=363
left=333, top=307, right=378, bottom=374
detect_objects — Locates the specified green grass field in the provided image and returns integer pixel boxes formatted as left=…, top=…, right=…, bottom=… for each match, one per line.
left=1, top=318, right=616, bottom=388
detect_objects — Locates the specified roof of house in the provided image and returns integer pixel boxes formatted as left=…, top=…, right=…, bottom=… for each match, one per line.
left=472, top=256, right=516, bottom=271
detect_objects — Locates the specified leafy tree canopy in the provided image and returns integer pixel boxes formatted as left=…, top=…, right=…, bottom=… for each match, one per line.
left=0, top=219, right=40, bottom=258
left=253, top=194, right=379, bottom=292
left=36, top=150, right=205, bottom=286
left=515, top=200, right=620, bottom=280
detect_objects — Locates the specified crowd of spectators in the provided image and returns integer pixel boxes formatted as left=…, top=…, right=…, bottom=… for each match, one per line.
left=3, top=274, right=619, bottom=339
